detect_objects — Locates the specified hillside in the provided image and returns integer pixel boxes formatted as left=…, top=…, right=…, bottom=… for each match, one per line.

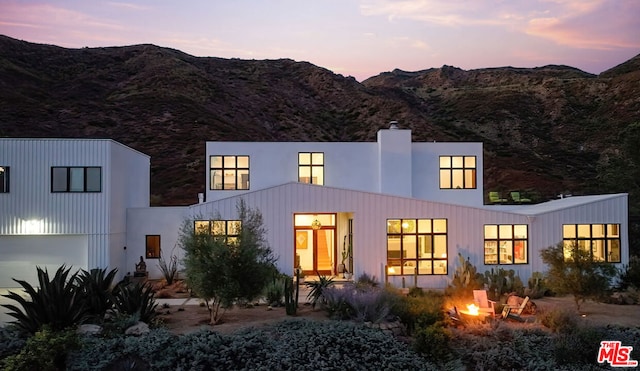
left=1, top=35, right=639, bottom=210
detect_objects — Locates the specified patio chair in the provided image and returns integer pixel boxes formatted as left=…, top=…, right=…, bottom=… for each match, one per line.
left=503, top=296, right=530, bottom=322
left=473, top=289, right=497, bottom=317
left=510, top=191, right=531, bottom=203
left=489, top=192, right=507, bottom=204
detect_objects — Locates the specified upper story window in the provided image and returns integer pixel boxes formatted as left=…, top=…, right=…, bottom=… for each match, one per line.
left=484, top=224, right=528, bottom=265
left=195, top=220, right=242, bottom=245
left=51, top=167, right=101, bottom=192
left=298, top=152, right=324, bottom=185
left=387, top=218, right=448, bottom=275
left=0, top=166, right=9, bottom=193
left=439, top=156, right=476, bottom=189
left=210, top=155, right=249, bottom=190
left=563, top=224, right=621, bottom=263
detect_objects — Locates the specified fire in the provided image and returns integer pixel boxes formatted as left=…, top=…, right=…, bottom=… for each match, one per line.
left=466, top=303, right=479, bottom=316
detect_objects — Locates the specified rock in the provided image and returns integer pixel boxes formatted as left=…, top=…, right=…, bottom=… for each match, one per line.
left=125, top=322, right=150, bottom=336
left=77, top=324, right=102, bottom=335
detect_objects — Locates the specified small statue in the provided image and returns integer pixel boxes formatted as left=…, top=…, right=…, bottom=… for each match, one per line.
left=134, top=256, right=147, bottom=277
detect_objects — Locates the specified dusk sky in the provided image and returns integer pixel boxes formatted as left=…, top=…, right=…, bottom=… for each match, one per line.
left=1, top=0, right=638, bottom=81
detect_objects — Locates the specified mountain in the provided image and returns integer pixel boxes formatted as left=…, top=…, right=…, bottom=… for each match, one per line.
left=1, top=35, right=639, bottom=210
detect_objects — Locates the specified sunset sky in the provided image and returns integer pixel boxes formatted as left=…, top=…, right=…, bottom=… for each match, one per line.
left=1, top=0, right=638, bottom=81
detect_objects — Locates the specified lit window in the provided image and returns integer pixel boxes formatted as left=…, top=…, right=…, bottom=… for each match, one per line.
left=0, top=166, right=9, bottom=193
left=145, top=235, right=161, bottom=259
left=210, top=156, right=249, bottom=190
left=484, top=225, right=528, bottom=265
left=298, top=152, right=324, bottom=185
left=387, top=218, right=447, bottom=275
left=194, top=220, right=241, bottom=245
left=51, top=167, right=101, bottom=192
left=439, top=156, right=476, bottom=189
left=562, top=224, right=621, bottom=263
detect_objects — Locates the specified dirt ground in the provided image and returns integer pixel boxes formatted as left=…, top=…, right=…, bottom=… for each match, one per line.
left=157, top=296, right=640, bottom=336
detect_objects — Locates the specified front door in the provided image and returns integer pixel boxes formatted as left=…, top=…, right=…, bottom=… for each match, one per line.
left=294, top=214, right=336, bottom=276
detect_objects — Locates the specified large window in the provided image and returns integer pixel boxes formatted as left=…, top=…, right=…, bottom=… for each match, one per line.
left=298, top=152, right=324, bottom=185
left=484, top=225, right=528, bottom=264
left=563, top=224, right=621, bottom=263
left=0, top=166, right=9, bottom=193
left=195, top=220, right=242, bottom=245
left=387, top=218, right=448, bottom=275
left=51, top=166, right=101, bottom=192
left=145, top=235, right=160, bottom=259
left=210, top=155, right=249, bottom=190
left=439, top=156, right=476, bottom=189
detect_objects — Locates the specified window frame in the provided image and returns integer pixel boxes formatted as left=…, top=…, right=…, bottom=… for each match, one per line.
left=562, top=224, right=621, bottom=263
left=439, top=155, right=477, bottom=189
left=51, top=166, right=102, bottom=193
left=298, top=152, right=324, bottom=185
left=483, top=224, right=528, bottom=265
left=0, top=166, right=9, bottom=193
left=145, top=235, right=161, bottom=259
left=194, top=219, right=242, bottom=244
left=209, top=155, right=250, bottom=190
left=386, top=218, right=448, bottom=276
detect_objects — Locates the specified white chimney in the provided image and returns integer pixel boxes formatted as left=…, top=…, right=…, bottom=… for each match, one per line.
left=389, top=120, right=399, bottom=130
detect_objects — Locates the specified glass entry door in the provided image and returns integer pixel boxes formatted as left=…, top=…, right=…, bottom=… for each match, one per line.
left=294, top=214, right=335, bottom=275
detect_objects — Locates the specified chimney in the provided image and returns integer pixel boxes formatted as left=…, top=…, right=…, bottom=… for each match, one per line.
left=389, top=120, right=399, bottom=130
left=198, top=193, right=204, bottom=204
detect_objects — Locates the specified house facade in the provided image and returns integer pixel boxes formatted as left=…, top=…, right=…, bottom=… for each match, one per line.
left=0, top=139, right=150, bottom=287
left=0, top=127, right=630, bottom=290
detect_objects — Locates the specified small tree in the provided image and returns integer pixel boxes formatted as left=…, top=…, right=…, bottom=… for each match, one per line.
left=540, top=242, right=618, bottom=310
left=179, top=200, right=278, bottom=324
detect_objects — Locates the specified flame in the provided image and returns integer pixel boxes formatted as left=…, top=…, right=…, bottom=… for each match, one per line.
left=466, top=303, right=479, bottom=316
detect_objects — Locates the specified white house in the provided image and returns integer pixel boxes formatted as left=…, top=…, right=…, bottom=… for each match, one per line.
left=0, top=126, right=630, bottom=290
left=0, top=139, right=149, bottom=286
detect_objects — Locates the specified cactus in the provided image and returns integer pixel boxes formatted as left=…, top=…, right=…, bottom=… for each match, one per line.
left=284, top=269, right=300, bottom=315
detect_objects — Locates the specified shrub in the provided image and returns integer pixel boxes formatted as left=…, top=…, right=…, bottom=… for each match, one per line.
left=1, top=265, right=89, bottom=334
left=553, top=326, right=606, bottom=366
left=412, top=322, right=452, bottom=362
left=305, top=274, right=335, bottom=309
left=541, top=242, right=618, bottom=310
left=618, top=255, right=640, bottom=290
left=157, top=247, right=179, bottom=285
left=76, top=267, right=118, bottom=323
left=354, top=272, right=379, bottom=290
left=111, top=281, right=158, bottom=324
left=2, top=325, right=80, bottom=371
left=0, top=326, right=27, bottom=361
left=263, top=277, right=285, bottom=306
left=537, top=307, right=579, bottom=333
left=393, top=290, right=445, bottom=334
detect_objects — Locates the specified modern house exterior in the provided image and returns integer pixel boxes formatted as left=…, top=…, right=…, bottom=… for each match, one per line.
left=0, top=126, right=630, bottom=290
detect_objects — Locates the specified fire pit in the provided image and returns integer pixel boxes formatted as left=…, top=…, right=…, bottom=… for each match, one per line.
left=449, top=304, right=492, bottom=325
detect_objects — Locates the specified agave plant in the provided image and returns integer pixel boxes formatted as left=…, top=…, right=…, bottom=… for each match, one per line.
left=76, top=267, right=118, bottom=323
left=1, top=265, right=89, bottom=334
left=111, top=281, right=158, bottom=323
left=305, top=274, right=335, bottom=309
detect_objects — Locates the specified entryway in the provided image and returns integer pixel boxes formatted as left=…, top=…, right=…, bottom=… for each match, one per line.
left=294, top=214, right=336, bottom=276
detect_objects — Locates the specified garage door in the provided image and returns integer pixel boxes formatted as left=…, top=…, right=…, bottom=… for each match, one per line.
left=0, top=235, right=88, bottom=288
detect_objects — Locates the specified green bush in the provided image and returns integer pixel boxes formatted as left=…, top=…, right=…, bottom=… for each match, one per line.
left=618, top=255, right=640, bottom=290
left=263, top=277, right=285, bottom=306
left=2, top=325, right=79, bottom=371
left=1, top=265, right=89, bottom=334
left=537, top=307, right=579, bottom=333
left=412, top=322, right=452, bottom=362
left=111, top=281, right=158, bottom=324
left=393, top=290, right=445, bottom=334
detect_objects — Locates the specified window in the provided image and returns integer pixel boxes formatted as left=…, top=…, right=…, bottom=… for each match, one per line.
left=298, top=152, right=324, bottom=185
left=0, top=166, right=9, bottom=193
left=387, top=218, right=448, bottom=275
left=51, top=167, right=101, bottom=192
left=484, top=225, right=528, bottom=264
left=145, top=235, right=161, bottom=259
left=562, top=224, right=621, bottom=263
left=210, top=155, right=249, bottom=190
left=439, top=156, right=476, bottom=189
left=194, top=220, right=242, bottom=244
